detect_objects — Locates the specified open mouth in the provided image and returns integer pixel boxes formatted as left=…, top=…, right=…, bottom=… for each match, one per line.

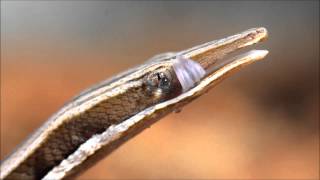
left=171, top=27, right=268, bottom=93
left=180, top=27, right=268, bottom=76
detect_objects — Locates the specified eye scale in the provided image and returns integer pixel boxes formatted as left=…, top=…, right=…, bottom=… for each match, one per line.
left=158, top=72, right=171, bottom=90
left=173, top=56, right=206, bottom=92
left=146, top=71, right=173, bottom=93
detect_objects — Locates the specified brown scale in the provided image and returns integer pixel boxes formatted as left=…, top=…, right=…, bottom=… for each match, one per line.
left=7, top=69, right=182, bottom=180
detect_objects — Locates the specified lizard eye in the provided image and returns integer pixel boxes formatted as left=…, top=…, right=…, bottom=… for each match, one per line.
left=157, top=72, right=171, bottom=90
left=146, top=71, right=172, bottom=92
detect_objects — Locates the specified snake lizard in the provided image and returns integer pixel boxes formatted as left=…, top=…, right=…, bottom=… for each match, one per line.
left=0, top=27, right=268, bottom=179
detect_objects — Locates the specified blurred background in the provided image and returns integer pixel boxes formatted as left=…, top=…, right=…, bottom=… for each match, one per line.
left=1, top=1, right=319, bottom=179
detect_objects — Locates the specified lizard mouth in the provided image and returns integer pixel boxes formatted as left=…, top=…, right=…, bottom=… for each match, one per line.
left=179, top=27, right=268, bottom=75
left=172, top=27, right=268, bottom=92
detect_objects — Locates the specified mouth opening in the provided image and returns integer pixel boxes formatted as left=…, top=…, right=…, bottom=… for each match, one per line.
left=182, top=27, right=268, bottom=75
left=204, top=49, right=269, bottom=75
left=173, top=27, right=269, bottom=92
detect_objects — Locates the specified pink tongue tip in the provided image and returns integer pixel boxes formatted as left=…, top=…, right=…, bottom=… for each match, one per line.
left=173, top=56, right=206, bottom=92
